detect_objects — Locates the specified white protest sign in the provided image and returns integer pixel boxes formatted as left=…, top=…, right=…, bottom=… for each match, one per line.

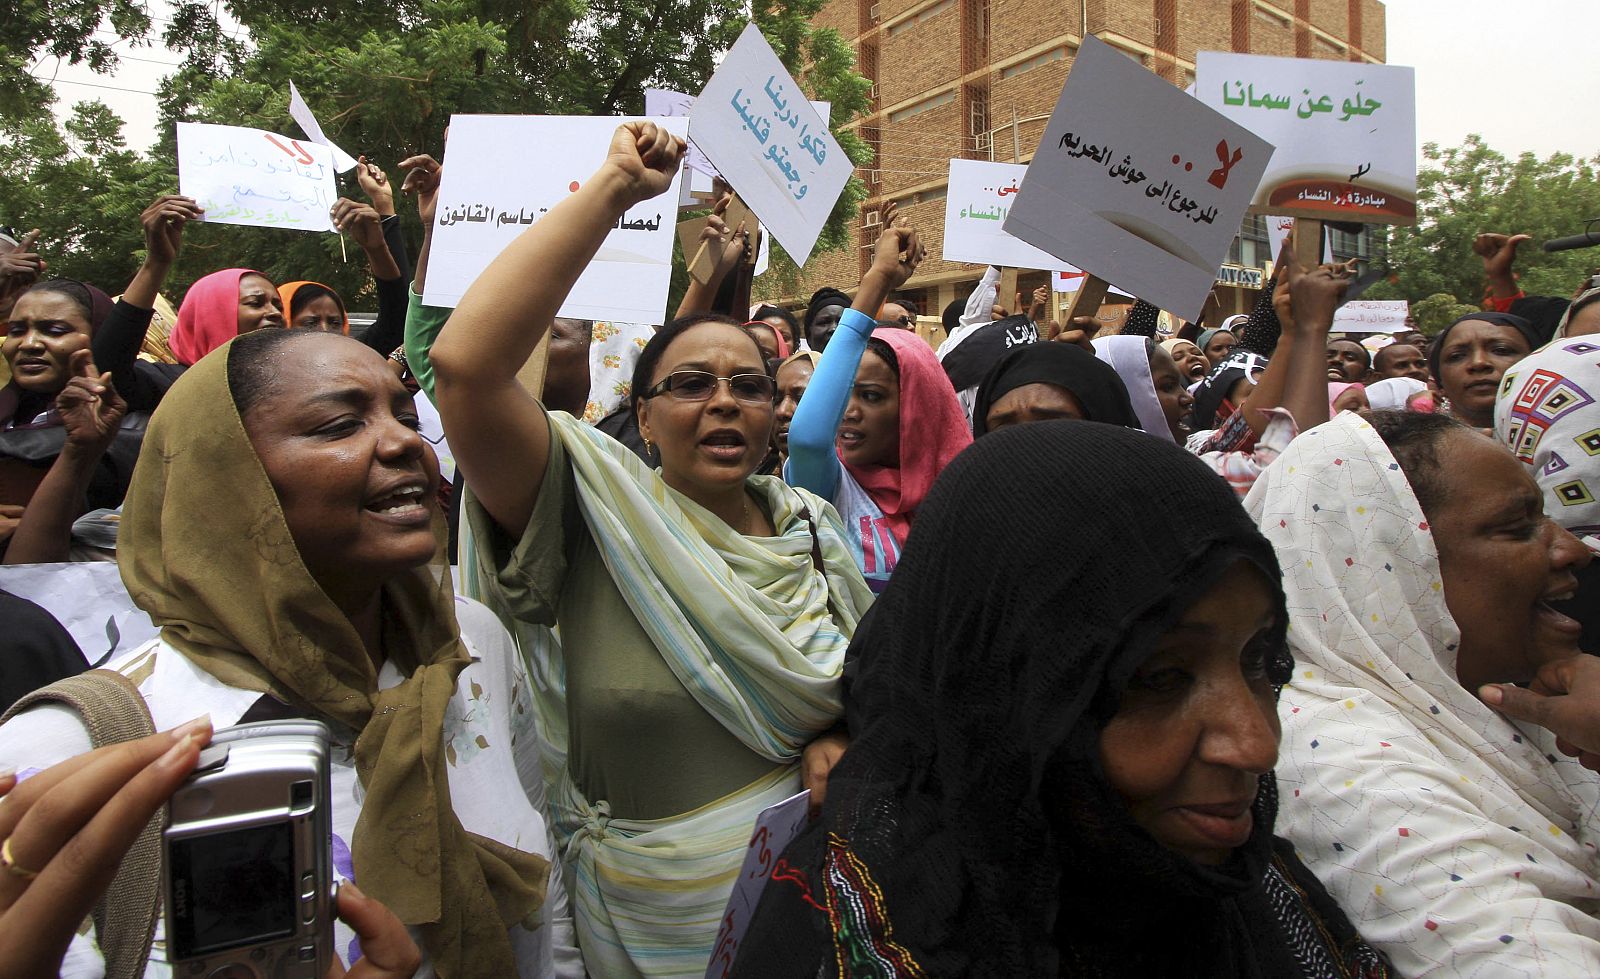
left=177, top=122, right=338, bottom=233
left=1332, top=299, right=1409, bottom=333
left=943, top=160, right=1073, bottom=270
left=705, top=789, right=811, bottom=978
left=1004, top=36, right=1273, bottom=320
left=423, top=115, right=688, bottom=321
left=1196, top=51, right=1416, bottom=224
left=1054, top=269, right=1134, bottom=299
left=0, top=563, right=158, bottom=668
left=647, top=87, right=831, bottom=183
left=412, top=392, right=456, bottom=482
left=288, top=81, right=358, bottom=173
left=689, top=23, right=853, bottom=266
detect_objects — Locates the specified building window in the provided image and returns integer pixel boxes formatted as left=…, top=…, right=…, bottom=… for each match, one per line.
left=886, top=0, right=956, bottom=36
left=888, top=89, right=956, bottom=122
left=999, top=46, right=1067, bottom=79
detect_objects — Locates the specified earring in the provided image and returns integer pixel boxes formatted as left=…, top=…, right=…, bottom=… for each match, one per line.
left=643, top=437, right=655, bottom=455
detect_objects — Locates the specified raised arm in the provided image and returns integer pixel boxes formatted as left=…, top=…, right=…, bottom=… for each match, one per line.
left=1474, top=231, right=1531, bottom=308
left=430, top=123, right=684, bottom=538
left=786, top=205, right=924, bottom=497
left=94, top=196, right=200, bottom=406
left=1237, top=236, right=1343, bottom=435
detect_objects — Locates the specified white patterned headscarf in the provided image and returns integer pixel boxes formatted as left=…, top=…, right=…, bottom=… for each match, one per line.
left=1091, top=335, right=1169, bottom=442
left=1245, top=412, right=1600, bottom=975
left=1364, top=376, right=1427, bottom=411
left=1495, top=336, right=1600, bottom=536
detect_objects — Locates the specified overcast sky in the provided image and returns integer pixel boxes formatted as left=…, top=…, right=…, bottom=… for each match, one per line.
left=39, top=0, right=1600, bottom=161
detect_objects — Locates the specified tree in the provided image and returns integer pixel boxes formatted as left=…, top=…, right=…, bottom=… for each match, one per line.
left=1, top=0, right=151, bottom=120
left=0, top=101, right=165, bottom=292
left=15, top=0, right=872, bottom=308
left=1368, top=136, right=1600, bottom=309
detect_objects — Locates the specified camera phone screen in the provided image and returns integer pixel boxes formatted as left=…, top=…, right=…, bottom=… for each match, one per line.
left=170, top=822, right=297, bottom=957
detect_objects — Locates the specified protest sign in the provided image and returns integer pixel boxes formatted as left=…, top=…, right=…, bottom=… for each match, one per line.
left=647, top=87, right=831, bottom=184
left=1004, top=36, right=1273, bottom=320
left=1196, top=51, right=1416, bottom=224
left=1332, top=299, right=1409, bottom=333
left=0, top=563, right=157, bottom=668
left=288, top=81, right=358, bottom=173
left=705, top=789, right=811, bottom=978
left=943, top=160, right=1076, bottom=270
left=177, top=121, right=338, bottom=233
left=422, top=115, right=688, bottom=320
left=689, top=23, right=853, bottom=266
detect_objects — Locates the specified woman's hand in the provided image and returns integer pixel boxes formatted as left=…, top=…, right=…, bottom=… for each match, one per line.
left=55, top=350, right=128, bottom=452
left=600, top=122, right=685, bottom=209
left=1483, top=654, right=1600, bottom=769
left=355, top=157, right=396, bottom=217
left=866, top=202, right=925, bottom=293
left=0, top=230, right=46, bottom=304
left=703, top=195, right=750, bottom=280
left=325, top=883, right=422, bottom=978
left=800, top=731, right=849, bottom=817
left=399, top=154, right=444, bottom=228
left=140, top=195, right=202, bottom=268
left=0, top=717, right=211, bottom=979
left=332, top=199, right=388, bottom=251
left=1048, top=315, right=1098, bottom=352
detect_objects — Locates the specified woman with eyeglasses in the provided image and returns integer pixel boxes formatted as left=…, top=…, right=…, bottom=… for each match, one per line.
left=428, top=123, right=875, bottom=977
left=784, top=204, right=972, bottom=591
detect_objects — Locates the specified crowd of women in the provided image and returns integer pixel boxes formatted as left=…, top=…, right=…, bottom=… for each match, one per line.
left=3, top=119, right=1600, bottom=977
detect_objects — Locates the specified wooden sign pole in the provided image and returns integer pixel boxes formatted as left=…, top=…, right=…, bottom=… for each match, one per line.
left=516, top=329, right=552, bottom=398
left=1294, top=217, right=1325, bottom=272
left=1062, top=274, right=1111, bottom=330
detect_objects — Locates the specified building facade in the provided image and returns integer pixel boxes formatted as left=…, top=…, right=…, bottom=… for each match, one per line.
left=759, top=0, right=1386, bottom=323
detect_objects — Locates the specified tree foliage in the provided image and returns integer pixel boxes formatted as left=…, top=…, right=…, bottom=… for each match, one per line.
left=9, top=0, right=872, bottom=310
left=1368, top=136, right=1600, bottom=308
left=1, top=0, right=151, bottom=119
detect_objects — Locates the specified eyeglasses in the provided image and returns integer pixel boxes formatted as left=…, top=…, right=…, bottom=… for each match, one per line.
left=644, top=370, right=776, bottom=404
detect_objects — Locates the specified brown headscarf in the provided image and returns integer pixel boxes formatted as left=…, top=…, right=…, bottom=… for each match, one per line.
left=118, top=336, right=547, bottom=977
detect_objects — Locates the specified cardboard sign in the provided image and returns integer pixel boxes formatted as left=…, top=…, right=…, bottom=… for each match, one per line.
left=1004, top=36, right=1273, bottom=320
left=422, top=114, right=688, bottom=321
left=177, top=122, right=338, bottom=232
left=943, top=160, right=1073, bottom=271
left=288, top=81, right=358, bottom=173
left=688, top=23, right=853, bottom=265
left=705, top=789, right=811, bottom=978
left=1196, top=51, right=1416, bottom=224
left=1332, top=299, right=1409, bottom=333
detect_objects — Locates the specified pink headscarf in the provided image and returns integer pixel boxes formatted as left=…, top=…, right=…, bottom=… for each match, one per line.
left=171, top=268, right=269, bottom=366
left=841, top=327, right=972, bottom=550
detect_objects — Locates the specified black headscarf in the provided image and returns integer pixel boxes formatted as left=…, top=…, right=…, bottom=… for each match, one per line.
left=1426, top=311, right=1540, bottom=381
left=938, top=313, right=1038, bottom=393
left=804, top=287, right=849, bottom=331
left=1189, top=351, right=1269, bottom=432
left=971, top=342, right=1140, bottom=435
left=732, top=422, right=1389, bottom=978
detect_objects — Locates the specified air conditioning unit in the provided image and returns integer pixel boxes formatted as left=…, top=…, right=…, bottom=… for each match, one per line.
left=867, top=169, right=881, bottom=185
left=869, top=82, right=879, bottom=99
left=869, top=3, right=879, bottom=22
left=865, top=210, right=882, bottom=227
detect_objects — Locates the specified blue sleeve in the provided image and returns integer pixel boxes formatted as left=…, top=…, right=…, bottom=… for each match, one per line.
left=786, top=306, right=876, bottom=499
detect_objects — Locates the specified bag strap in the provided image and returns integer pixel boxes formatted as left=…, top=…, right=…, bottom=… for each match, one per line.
left=1, top=669, right=161, bottom=979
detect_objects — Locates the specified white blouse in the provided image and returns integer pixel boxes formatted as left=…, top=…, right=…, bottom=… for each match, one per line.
left=0, top=595, right=583, bottom=979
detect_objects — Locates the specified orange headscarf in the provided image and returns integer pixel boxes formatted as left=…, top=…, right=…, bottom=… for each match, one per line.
left=278, top=281, right=349, bottom=334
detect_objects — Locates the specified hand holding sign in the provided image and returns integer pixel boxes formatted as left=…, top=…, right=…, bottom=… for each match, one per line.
left=139, top=195, right=202, bottom=267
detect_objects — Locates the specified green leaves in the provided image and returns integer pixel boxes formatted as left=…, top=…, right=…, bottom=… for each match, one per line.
left=1369, top=136, right=1600, bottom=318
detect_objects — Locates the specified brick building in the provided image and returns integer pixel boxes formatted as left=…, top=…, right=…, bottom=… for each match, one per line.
left=757, top=0, right=1387, bottom=324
